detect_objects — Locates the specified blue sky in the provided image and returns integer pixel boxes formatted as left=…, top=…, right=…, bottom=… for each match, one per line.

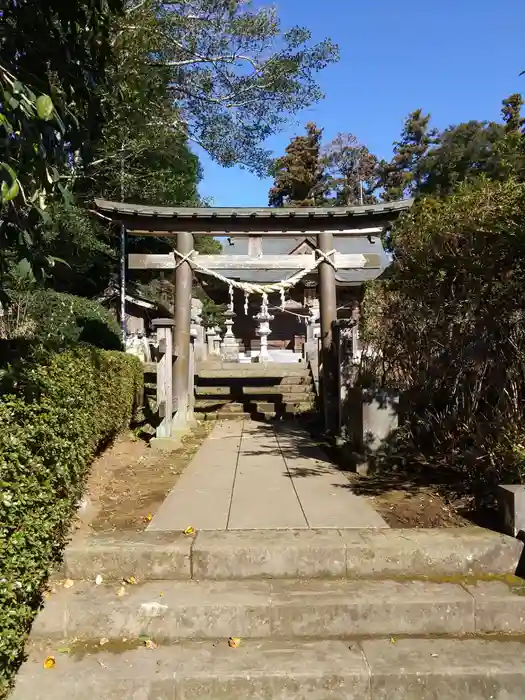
left=198, top=0, right=525, bottom=207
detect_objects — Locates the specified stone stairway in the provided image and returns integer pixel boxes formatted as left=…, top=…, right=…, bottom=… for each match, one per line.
left=194, top=362, right=316, bottom=421
left=13, top=528, right=525, bottom=699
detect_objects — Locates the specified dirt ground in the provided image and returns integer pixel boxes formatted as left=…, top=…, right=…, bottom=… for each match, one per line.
left=366, top=488, right=471, bottom=528
left=75, top=422, right=213, bottom=534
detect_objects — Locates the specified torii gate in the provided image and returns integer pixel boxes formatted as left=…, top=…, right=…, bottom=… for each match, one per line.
left=95, top=199, right=413, bottom=435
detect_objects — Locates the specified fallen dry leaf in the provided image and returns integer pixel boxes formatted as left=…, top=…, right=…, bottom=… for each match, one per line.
left=116, top=585, right=127, bottom=597
left=43, top=656, right=56, bottom=669
left=144, top=513, right=153, bottom=523
left=183, top=526, right=195, bottom=536
left=228, top=637, right=241, bottom=648
left=95, top=574, right=103, bottom=586
left=145, top=639, right=158, bottom=650
left=63, top=579, right=75, bottom=589
left=124, top=576, right=137, bottom=585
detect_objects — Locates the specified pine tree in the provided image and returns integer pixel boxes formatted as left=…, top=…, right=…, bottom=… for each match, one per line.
left=502, top=93, right=525, bottom=133
left=377, top=109, right=436, bottom=200
left=268, top=123, right=325, bottom=207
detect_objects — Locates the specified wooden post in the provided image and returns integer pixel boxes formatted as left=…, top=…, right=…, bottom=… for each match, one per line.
left=151, top=318, right=175, bottom=438
left=317, top=231, right=338, bottom=434
left=173, top=231, right=194, bottom=429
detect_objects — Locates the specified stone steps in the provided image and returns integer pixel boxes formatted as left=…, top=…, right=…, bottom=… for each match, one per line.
left=197, top=367, right=311, bottom=380
left=201, top=411, right=252, bottom=421
left=194, top=360, right=316, bottom=420
left=194, top=400, right=315, bottom=413
left=62, top=529, right=523, bottom=582
left=31, top=577, right=525, bottom=642
left=14, top=528, right=525, bottom=699
left=13, top=637, right=525, bottom=700
left=195, top=385, right=315, bottom=396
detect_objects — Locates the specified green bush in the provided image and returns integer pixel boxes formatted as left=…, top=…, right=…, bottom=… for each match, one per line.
left=360, top=178, right=525, bottom=498
left=0, top=346, right=142, bottom=694
left=4, top=289, right=122, bottom=350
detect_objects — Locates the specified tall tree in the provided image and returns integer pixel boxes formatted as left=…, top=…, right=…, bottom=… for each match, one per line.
left=157, top=0, right=339, bottom=173
left=87, top=1, right=201, bottom=207
left=376, top=109, right=436, bottom=200
left=502, top=93, right=525, bottom=133
left=417, top=120, right=506, bottom=196
left=321, top=133, right=378, bottom=205
left=415, top=95, right=525, bottom=197
left=268, top=122, right=325, bottom=207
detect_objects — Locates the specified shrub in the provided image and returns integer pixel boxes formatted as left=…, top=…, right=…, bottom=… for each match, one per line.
left=0, top=346, right=142, bottom=694
left=359, top=178, right=525, bottom=497
left=1, top=289, right=122, bottom=350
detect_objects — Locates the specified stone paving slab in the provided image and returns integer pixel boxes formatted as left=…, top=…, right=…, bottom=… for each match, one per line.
left=33, top=578, right=483, bottom=642
left=148, top=423, right=239, bottom=531
left=364, top=637, right=525, bottom=699
left=13, top=638, right=525, bottom=700
left=148, top=419, right=388, bottom=531
left=227, top=429, right=308, bottom=529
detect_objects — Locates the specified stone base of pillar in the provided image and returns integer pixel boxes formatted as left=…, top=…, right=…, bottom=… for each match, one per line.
left=150, top=436, right=182, bottom=452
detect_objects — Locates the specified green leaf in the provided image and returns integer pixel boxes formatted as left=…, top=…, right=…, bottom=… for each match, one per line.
left=0, top=163, right=20, bottom=203
left=1, top=179, right=19, bottom=203
left=35, top=94, right=54, bottom=121
left=16, top=258, right=33, bottom=280
left=0, top=113, right=14, bottom=134
left=23, top=231, right=33, bottom=248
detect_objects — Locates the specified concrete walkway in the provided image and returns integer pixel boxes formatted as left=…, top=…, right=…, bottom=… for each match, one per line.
left=148, top=420, right=388, bottom=531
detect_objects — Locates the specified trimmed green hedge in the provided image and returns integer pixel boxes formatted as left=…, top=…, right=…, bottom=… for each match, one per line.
left=0, top=346, right=143, bottom=694
left=25, top=289, right=122, bottom=351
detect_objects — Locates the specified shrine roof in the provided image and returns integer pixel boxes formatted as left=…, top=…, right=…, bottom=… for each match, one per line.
left=95, top=199, right=413, bottom=221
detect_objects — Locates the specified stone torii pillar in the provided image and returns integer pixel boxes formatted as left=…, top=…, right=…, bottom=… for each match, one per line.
left=173, top=231, right=194, bottom=430
left=317, top=230, right=338, bottom=435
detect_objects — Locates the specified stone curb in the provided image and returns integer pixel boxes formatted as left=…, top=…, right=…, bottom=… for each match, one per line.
left=63, top=528, right=524, bottom=581
left=33, top=578, right=525, bottom=641
left=12, top=638, right=525, bottom=700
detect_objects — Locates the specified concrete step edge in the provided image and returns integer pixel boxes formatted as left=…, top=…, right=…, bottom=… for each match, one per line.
left=194, top=387, right=315, bottom=395
left=33, top=577, right=525, bottom=640
left=14, top=637, right=525, bottom=700
left=194, top=401, right=314, bottom=410
left=202, top=412, right=251, bottom=421
left=63, top=529, right=524, bottom=582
